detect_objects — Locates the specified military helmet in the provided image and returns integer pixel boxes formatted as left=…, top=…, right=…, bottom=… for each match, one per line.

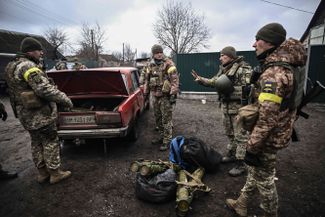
left=151, top=44, right=163, bottom=54
left=215, top=74, right=234, bottom=95
left=20, top=37, right=43, bottom=53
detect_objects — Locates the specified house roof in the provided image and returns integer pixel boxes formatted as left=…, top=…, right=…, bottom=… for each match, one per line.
left=300, top=1, right=325, bottom=42
left=0, top=29, right=64, bottom=60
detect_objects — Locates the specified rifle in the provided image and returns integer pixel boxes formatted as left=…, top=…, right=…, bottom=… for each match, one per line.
left=292, top=80, right=325, bottom=142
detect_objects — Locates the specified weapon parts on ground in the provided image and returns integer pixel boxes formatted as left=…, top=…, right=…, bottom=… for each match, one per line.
left=130, top=160, right=211, bottom=216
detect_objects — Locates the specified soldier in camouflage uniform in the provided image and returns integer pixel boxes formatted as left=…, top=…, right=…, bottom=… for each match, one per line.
left=143, top=44, right=179, bottom=151
left=55, top=59, right=68, bottom=70
left=72, top=57, right=87, bottom=70
left=0, top=101, right=18, bottom=180
left=5, top=37, right=74, bottom=184
left=192, top=46, right=252, bottom=176
left=226, top=23, right=306, bottom=217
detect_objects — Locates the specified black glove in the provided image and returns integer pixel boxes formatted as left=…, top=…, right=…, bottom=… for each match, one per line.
left=170, top=95, right=177, bottom=105
left=244, top=151, right=262, bottom=167
left=0, top=103, right=8, bottom=121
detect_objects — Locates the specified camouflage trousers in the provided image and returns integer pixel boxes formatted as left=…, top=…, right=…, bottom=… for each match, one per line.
left=241, top=149, right=278, bottom=215
left=153, top=96, right=173, bottom=145
left=28, top=122, right=61, bottom=170
left=222, top=102, right=248, bottom=160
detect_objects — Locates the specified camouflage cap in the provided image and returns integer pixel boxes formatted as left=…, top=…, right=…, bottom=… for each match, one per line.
left=20, top=37, right=43, bottom=53
left=151, top=44, right=163, bottom=54
left=256, top=23, right=286, bottom=46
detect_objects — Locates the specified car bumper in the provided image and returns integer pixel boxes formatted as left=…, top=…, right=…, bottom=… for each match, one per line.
left=57, top=126, right=129, bottom=139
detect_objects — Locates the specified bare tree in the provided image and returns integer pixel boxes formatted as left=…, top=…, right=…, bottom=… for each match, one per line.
left=153, top=1, right=210, bottom=55
left=78, top=22, right=107, bottom=60
left=123, top=43, right=136, bottom=63
left=44, top=27, right=68, bottom=56
left=112, top=51, right=123, bottom=62
left=112, top=43, right=136, bottom=65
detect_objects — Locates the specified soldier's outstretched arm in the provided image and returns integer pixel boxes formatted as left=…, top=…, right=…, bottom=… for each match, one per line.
left=22, top=66, right=73, bottom=108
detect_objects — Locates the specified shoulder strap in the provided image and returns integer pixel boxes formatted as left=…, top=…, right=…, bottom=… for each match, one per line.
left=262, top=61, right=293, bottom=72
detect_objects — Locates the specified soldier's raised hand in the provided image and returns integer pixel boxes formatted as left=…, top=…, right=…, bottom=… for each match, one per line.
left=0, top=102, right=8, bottom=121
left=191, top=70, right=200, bottom=81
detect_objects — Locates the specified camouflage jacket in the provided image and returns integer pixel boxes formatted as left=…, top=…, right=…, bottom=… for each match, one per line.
left=198, top=56, right=252, bottom=113
left=5, top=55, right=73, bottom=131
left=143, top=58, right=179, bottom=97
left=248, top=38, right=306, bottom=153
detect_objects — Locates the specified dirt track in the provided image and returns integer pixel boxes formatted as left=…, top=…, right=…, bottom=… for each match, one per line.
left=0, top=96, right=324, bottom=217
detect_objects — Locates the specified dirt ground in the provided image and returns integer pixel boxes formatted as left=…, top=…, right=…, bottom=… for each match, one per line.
left=0, top=96, right=324, bottom=217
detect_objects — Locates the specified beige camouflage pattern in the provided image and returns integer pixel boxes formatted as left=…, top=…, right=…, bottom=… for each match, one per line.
left=243, top=38, right=306, bottom=215
left=197, top=56, right=252, bottom=159
left=144, top=58, right=179, bottom=146
left=29, top=122, right=61, bottom=169
left=55, top=61, right=68, bottom=70
left=241, top=148, right=278, bottom=215
left=153, top=96, right=173, bottom=145
left=5, top=55, right=73, bottom=170
left=248, top=38, right=306, bottom=153
left=144, top=58, right=179, bottom=97
left=5, top=56, right=72, bottom=130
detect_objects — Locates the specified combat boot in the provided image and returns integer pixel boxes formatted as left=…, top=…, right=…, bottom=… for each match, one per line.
left=49, top=169, right=71, bottom=184
left=37, top=167, right=50, bottom=183
left=159, top=143, right=169, bottom=151
left=229, top=161, right=247, bottom=177
left=226, top=194, right=248, bottom=216
left=221, top=150, right=236, bottom=163
left=151, top=138, right=163, bottom=146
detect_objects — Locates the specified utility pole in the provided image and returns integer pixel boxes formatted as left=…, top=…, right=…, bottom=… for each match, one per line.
left=122, top=43, right=125, bottom=63
left=91, top=29, right=95, bottom=60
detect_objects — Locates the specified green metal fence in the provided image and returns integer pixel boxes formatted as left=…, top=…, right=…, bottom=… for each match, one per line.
left=175, top=51, right=259, bottom=92
left=307, top=45, right=325, bottom=103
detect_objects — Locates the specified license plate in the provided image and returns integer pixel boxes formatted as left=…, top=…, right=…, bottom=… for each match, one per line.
left=61, top=115, right=96, bottom=124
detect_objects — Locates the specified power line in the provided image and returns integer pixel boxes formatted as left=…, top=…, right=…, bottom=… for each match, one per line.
left=260, top=0, right=315, bottom=14
left=22, top=0, right=79, bottom=25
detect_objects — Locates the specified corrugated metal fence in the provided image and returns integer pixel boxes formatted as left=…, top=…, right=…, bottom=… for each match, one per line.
left=175, top=51, right=259, bottom=92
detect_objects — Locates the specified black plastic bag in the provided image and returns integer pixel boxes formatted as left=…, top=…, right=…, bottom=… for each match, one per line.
left=135, top=169, right=177, bottom=203
left=181, top=137, right=222, bottom=173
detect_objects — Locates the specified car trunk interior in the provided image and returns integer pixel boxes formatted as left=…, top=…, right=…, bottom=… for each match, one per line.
left=59, top=97, right=127, bottom=112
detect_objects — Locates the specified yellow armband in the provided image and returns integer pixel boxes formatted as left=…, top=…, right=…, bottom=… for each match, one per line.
left=23, top=67, right=41, bottom=81
left=258, top=92, right=283, bottom=104
left=167, top=66, right=176, bottom=74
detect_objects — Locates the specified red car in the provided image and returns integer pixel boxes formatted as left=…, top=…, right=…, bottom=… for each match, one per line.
left=47, top=67, right=148, bottom=143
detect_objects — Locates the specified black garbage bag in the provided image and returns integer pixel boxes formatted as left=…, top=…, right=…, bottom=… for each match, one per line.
left=181, top=137, right=222, bottom=173
left=135, top=168, right=177, bottom=203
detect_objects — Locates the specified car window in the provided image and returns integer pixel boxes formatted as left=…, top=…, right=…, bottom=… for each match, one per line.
left=121, top=74, right=129, bottom=95
left=131, top=71, right=140, bottom=91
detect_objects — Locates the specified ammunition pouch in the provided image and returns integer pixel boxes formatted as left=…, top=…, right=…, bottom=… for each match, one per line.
left=215, top=74, right=234, bottom=96
left=237, top=104, right=259, bottom=131
left=20, top=91, right=43, bottom=109
left=162, top=80, right=171, bottom=93
left=149, top=76, right=160, bottom=88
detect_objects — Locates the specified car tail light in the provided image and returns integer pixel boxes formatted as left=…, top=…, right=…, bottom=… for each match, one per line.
left=95, top=112, right=121, bottom=125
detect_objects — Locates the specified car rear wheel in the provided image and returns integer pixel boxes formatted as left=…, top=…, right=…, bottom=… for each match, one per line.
left=127, top=119, right=139, bottom=142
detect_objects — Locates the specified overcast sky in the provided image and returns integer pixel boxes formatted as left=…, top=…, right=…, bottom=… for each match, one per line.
left=0, top=0, right=321, bottom=56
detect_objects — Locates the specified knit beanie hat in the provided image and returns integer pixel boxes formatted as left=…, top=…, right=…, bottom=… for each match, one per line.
left=20, top=37, right=43, bottom=53
left=221, top=46, right=237, bottom=59
left=256, top=23, right=286, bottom=46
left=151, top=44, right=163, bottom=54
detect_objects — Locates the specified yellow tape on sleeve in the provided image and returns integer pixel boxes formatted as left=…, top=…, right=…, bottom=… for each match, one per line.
left=23, top=67, right=41, bottom=81
left=258, top=92, right=283, bottom=104
left=167, top=66, right=176, bottom=74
